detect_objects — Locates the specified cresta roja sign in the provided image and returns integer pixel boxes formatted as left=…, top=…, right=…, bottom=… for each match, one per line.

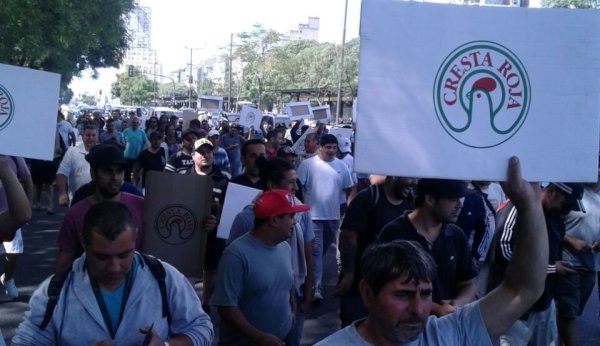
left=434, top=41, right=531, bottom=148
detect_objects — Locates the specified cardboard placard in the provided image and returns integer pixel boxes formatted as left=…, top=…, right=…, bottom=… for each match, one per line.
left=0, top=63, right=60, bottom=160
left=329, top=127, right=353, bottom=140
left=355, top=2, right=600, bottom=181
left=142, top=171, right=213, bottom=278
left=216, top=183, right=262, bottom=240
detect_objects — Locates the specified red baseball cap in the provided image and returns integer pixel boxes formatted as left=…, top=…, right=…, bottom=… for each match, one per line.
left=254, top=189, right=310, bottom=218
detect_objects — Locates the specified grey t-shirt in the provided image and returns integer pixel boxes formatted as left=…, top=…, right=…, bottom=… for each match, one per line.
left=211, top=233, right=294, bottom=345
left=315, top=301, right=492, bottom=346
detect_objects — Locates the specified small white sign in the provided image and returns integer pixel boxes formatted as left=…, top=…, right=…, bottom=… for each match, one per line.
left=216, top=183, right=262, bottom=240
left=311, top=105, right=331, bottom=122
left=198, top=95, right=223, bottom=113
left=239, top=106, right=263, bottom=129
left=330, top=127, right=353, bottom=140
left=286, top=101, right=313, bottom=121
left=355, top=2, right=600, bottom=182
left=0, top=63, right=60, bottom=160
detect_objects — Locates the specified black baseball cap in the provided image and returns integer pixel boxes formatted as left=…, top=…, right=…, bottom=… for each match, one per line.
left=416, top=179, right=472, bottom=198
left=551, top=183, right=586, bottom=212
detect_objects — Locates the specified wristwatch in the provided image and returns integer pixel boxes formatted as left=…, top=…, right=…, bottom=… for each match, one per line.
left=164, top=342, right=170, bottom=346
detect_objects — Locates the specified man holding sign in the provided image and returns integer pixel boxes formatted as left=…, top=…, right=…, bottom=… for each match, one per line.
left=317, top=157, right=548, bottom=346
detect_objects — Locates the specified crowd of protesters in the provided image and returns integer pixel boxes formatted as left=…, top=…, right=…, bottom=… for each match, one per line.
left=1, top=107, right=600, bottom=346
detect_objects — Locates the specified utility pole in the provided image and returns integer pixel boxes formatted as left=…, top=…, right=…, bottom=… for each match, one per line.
left=228, top=33, right=233, bottom=112
left=187, top=47, right=193, bottom=108
left=335, top=0, right=349, bottom=124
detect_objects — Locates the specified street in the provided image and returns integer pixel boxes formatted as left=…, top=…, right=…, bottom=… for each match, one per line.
left=2, top=205, right=600, bottom=345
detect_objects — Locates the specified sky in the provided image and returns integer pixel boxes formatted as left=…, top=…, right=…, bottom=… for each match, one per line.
left=69, top=0, right=362, bottom=99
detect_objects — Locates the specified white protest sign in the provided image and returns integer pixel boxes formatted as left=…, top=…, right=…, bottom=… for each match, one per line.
left=198, top=95, right=223, bottom=113
left=182, top=109, right=197, bottom=131
left=0, top=63, right=60, bottom=160
left=286, top=101, right=313, bottom=121
left=239, top=106, right=263, bottom=129
left=217, top=183, right=262, bottom=240
left=312, top=105, right=331, bottom=122
left=355, top=2, right=600, bottom=182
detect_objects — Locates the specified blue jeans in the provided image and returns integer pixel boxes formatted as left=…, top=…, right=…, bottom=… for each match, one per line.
left=285, top=293, right=306, bottom=346
left=312, top=219, right=339, bottom=289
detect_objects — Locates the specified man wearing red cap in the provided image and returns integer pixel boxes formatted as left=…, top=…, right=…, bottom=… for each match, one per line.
left=211, top=189, right=309, bottom=346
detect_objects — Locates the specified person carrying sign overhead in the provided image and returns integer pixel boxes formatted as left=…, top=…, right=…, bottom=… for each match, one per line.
left=316, top=157, right=549, bottom=346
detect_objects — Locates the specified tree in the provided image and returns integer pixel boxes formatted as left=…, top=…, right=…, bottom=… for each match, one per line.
left=0, top=0, right=135, bottom=95
left=111, top=68, right=158, bottom=105
left=79, top=94, right=97, bottom=106
left=541, top=0, right=596, bottom=7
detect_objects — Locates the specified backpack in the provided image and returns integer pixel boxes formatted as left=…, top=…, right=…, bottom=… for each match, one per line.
left=38, top=253, right=171, bottom=332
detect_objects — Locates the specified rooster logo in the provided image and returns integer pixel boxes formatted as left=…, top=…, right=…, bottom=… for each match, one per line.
left=434, top=41, right=530, bottom=148
left=0, top=84, right=15, bottom=131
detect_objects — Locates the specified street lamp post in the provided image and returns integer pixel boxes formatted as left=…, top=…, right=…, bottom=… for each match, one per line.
left=335, top=0, right=349, bottom=124
left=185, top=47, right=204, bottom=109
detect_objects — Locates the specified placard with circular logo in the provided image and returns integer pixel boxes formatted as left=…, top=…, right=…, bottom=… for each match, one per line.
left=0, top=84, right=15, bottom=131
left=154, top=205, right=197, bottom=245
left=433, top=41, right=531, bottom=148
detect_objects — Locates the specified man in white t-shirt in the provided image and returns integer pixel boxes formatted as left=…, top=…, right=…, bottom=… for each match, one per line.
left=56, top=124, right=98, bottom=206
left=316, top=157, right=549, bottom=346
left=297, top=134, right=354, bottom=302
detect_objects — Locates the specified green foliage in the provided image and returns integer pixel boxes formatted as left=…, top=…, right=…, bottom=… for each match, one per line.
left=79, top=94, right=96, bottom=106
left=229, top=25, right=359, bottom=111
left=0, top=0, right=134, bottom=91
left=111, top=68, right=159, bottom=105
left=541, top=0, right=597, bottom=8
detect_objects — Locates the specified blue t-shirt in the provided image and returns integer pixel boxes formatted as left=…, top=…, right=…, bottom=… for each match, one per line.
left=123, top=128, right=148, bottom=159
left=98, top=255, right=140, bottom=338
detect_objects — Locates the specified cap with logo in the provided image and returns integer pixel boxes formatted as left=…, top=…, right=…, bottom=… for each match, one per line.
left=338, top=136, right=352, bottom=154
left=416, top=179, right=473, bottom=198
left=254, top=189, right=310, bottom=218
left=551, top=182, right=586, bottom=212
left=85, top=144, right=126, bottom=169
left=194, top=138, right=214, bottom=151
left=208, top=129, right=220, bottom=137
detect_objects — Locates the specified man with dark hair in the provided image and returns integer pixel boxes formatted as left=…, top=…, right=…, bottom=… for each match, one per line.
left=212, top=189, right=309, bottom=345
left=165, top=128, right=198, bottom=174
left=265, top=129, right=284, bottom=157
left=133, top=131, right=166, bottom=188
left=13, top=201, right=213, bottom=345
left=378, top=178, right=478, bottom=317
left=208, top=129, right=231, bottom=174
left=231, top=139, right=266, bottom=189
left=317, top=157, right=550, bottom=345
left=56, top=124, right=98, bottom=206
left=297, top=134, right=354, bottom=302
left=335, top=176, right=416, bottom=326
left=220, top=124, right=245, bottom=177
left=295, top=132, right=319, bottom=169
left=99, top=118, right=125, bottom=150
left=483, top=182, right=585, bottom=345
left=122, top=116, right=148, bottom=182
left=55, top=144, right=144, bottom=272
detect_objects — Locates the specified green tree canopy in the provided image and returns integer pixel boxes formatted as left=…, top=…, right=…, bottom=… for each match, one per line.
left=111, top=68, right=158, bottom=105
left=0, top=0, right=134, bottom=92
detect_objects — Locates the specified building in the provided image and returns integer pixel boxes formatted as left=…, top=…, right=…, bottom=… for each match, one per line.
left=122, top=2, right=157, bottom=75
left=281, top=17, right=320, bottom=42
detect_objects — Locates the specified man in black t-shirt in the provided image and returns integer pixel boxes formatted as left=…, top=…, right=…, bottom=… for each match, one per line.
left=335, top=176, right=416, bottom=326
left=164, top=128, right=198, bottom=174
left=133, top=131, right=166, bottom=188
left=377, top=179, right=478, bottom=318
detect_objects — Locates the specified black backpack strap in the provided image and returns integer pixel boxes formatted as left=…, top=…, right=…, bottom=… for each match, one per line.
left=39, top=268, right=71, bottom=330
left=140, top=253, right=172, bottom=333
